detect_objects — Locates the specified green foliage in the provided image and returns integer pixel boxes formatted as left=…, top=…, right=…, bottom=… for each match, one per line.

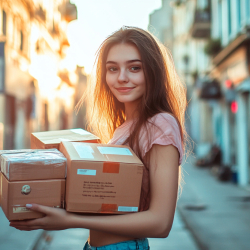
left=191, top=70, right=198, bottom=81
left=204, top=39, right=222, bottom=56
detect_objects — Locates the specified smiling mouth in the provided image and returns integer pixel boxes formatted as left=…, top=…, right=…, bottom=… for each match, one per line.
left=115, top=87, right=135, bottom=93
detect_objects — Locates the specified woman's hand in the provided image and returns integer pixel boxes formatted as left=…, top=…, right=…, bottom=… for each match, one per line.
left=9, top=204, right=74, bottom=231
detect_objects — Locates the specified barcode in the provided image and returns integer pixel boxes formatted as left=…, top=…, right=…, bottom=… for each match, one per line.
left=118, top=206, right=138, bottom=212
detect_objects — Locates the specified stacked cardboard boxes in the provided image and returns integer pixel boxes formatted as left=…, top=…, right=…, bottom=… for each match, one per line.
left=0, top=149, right=34, bottom=207
left=1, top=149, right=66, bottom=220
left=0, top=128, right=144, bottom=221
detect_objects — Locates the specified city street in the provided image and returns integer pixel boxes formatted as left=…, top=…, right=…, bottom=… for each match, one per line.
left=178, top=156, right=250, bottom=250
left=1, top=0, right=250, bottom=249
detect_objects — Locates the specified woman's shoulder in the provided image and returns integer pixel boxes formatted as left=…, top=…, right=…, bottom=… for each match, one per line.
left=142, top=112, right=183, bottom=165
left=148, top=112, right=179, bottom=128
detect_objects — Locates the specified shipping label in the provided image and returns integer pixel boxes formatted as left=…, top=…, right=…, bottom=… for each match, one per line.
left=77, top=169, right=96, bottom=176
left=72, top=143, right=94, bottom=159
left=97, top=147, right=132, bottom=156
left=118, top=206, right=138, bottom=212
left=13, top=207, right=31, bottom=213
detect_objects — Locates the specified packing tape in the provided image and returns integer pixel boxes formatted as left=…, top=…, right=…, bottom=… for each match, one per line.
left=101, top=203, right=118, bottom=212
left=103, top=162, right=120, bottom=173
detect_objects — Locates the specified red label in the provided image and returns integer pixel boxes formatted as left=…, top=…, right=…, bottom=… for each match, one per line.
left=103, top=162, right=120, bottom=173
left=101, top=204, right=118, bottom=212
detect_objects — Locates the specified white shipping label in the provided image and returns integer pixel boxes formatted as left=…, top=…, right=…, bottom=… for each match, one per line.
left=13, top=207, right=31, bottom=213
left=71, top=128, right=92, bottom=135
left=97, top=147, right=133, bottom=156
left=118, top=206, right=138, bottom=212
left=72, top=143, right=94, bottom=159
left=77, top=169, right=96, bottom=175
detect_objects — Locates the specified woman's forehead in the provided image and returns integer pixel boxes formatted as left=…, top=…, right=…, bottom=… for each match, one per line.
left=106, top=43, right=141, bottom=62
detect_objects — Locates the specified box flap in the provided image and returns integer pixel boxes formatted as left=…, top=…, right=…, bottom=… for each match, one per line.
left=31, top=128, right=99, bottom=145
left=61, top=141, right=143, bottom=165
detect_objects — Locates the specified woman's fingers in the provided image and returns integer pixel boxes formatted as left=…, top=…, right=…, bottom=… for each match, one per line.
left=9, top=206, right=70, bottom=231
left=25, top=204, right=53, bottom=214
left=9, top=217, right=43, bottom=227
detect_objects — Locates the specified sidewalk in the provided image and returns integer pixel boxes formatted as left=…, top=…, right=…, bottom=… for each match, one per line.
left=177, top=156, right=250, bottom=250
left=0, top=207, right=43, bottom=250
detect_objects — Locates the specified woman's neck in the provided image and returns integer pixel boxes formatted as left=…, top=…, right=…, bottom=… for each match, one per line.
left=124, top=101, right=140, bottom=121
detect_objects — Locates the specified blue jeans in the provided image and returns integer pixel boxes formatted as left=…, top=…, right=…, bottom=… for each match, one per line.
left=83, top=238, right=150, bottom=250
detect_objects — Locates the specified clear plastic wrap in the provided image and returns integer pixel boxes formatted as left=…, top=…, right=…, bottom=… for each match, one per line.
left=0, top=149, right=34, bottom=172
left=1, top=149, right=67, bottom=181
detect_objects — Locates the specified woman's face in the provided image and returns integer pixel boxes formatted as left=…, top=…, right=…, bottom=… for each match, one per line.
left=106, top=43, right=146, bottom=105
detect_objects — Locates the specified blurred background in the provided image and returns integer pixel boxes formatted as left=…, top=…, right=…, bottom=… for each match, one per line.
left=0, top=0, right=250, bottom=249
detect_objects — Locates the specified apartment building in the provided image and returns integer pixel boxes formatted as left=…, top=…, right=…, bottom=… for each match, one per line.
left=0, top=0, right=79, bottom=150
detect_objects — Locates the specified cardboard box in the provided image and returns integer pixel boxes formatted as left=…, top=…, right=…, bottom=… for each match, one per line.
left=60, top=142, right=143, bottom=214
left=1, top=149, right=67, bottom=181
left=31, top=128, right=99, bottom=150
left=0, top=149, right=34, bottom=172
left=1, top=174, right=65, bottom=220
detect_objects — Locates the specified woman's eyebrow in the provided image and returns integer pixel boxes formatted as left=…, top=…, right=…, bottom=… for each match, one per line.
left=106, top=59, right=142, bottom=64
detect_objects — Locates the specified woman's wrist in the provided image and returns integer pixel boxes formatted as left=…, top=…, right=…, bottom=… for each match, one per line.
left=65, top=212, right=84, bottom=229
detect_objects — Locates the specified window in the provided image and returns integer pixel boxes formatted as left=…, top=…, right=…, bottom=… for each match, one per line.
left=246, top=0, right=250, bottom=21
left=238, top=0, right=242, bottom=29
left=228, top=0, right=232, bottom=36
left=218, top=0, right=223, bottom=39
left=2, top=10, right=6, bottom=36
left=20, top=30, right=23, bottom=51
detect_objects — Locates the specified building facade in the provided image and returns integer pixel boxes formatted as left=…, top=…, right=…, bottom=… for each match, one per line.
left=148, top=0, right=212, bottom=158
left=208, top=0, right=250, bottom=186
left=183, top=0, right=250, bottom=187
left=0, top=0, right=81, bottom=150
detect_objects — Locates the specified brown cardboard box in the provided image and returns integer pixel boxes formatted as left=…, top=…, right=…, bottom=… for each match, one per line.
left=31, top=128, right=99, bottom=150
left=1, top=149, right=67, bottom=181
left=60, top=142, right=143, bottom=214
left=0, top=149, right=34, bottom=172
left=1, top=174, right=65, bottom=220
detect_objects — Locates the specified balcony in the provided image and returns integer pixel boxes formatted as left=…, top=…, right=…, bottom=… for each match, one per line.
left=22, top=0, right=36, bottom=16
left=191, top=9, right=211, bottom=38
left=198, top=79, right=222, bottom=100
left=35, top=6, right=46, bottom=22
left=59, top=2, right=77, bottom=22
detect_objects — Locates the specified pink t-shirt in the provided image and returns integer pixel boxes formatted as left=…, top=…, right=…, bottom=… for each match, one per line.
left=108, top=113, right=184, bottom=211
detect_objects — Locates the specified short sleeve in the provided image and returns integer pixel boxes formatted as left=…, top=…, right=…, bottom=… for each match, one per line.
left=140, top=113, right=184, bottom=165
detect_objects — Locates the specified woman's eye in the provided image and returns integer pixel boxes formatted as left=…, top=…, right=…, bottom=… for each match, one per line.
left=130, top=66, right=140, bottom=71
left=108, top=67, right=118, bottom=72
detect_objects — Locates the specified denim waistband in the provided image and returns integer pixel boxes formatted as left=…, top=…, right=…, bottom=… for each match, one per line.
left=83, top=238, right=149, bottom=250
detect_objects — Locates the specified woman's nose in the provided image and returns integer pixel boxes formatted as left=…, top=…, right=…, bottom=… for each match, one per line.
left=118, top=69, right=129, bottom=83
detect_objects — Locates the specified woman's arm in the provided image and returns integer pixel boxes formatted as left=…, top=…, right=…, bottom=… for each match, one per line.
left=10, top=144, right=179, bottom=238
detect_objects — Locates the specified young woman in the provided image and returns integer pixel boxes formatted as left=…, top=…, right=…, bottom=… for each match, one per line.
left=10, top=27, right=188, bottom=250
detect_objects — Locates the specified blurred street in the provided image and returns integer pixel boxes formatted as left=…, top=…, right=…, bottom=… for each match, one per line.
left=1, top=0, right=250, bottom=249
left=1, top=156, right=250, bottom=250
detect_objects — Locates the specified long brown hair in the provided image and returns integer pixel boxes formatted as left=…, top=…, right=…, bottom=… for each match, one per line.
left=77, top=26, right=190, bottom=179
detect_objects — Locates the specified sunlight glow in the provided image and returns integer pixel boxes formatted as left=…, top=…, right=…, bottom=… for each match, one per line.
left=67, top=0, right=162, bottom=73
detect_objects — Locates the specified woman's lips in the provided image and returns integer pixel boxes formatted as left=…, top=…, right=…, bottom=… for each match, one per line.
left=115, top=87, right=135, bottom=93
